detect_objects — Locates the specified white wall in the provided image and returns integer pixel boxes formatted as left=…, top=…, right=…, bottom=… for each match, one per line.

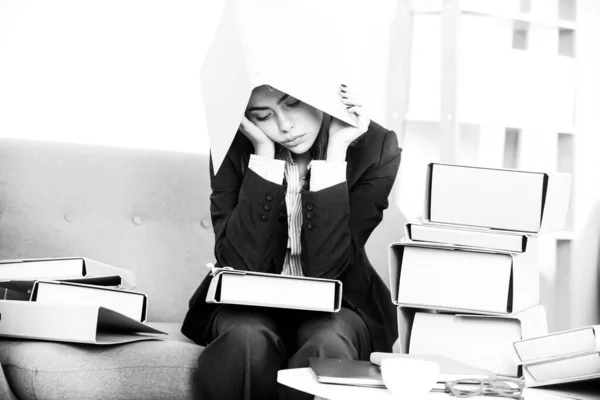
left=0, top=0, right=395, bottom=154
left=570, top=0, right=600, bottom=327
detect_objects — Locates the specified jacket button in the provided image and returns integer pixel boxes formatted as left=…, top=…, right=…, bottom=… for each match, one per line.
left=266, top=194, right=274, bottom=202
left=306, top=203, right=314, bottom=211
left=263, top=204, right=272, bottom=211
left=305, top=212, right=313, bottom=220
left=260, top=213, right=269, bottom=221
left=307, top=223, right=314, bottom=231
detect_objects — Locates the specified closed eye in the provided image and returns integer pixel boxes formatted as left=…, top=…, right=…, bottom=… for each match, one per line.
left=286, top=99, right=301, bottom=107
left=255, top=113, right=272, bottom=121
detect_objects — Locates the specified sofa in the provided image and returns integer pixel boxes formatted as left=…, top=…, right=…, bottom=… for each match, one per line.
left=0, top=138, right=405, bottom=399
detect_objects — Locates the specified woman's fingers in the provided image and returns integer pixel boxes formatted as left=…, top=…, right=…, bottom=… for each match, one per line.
left=340, top=96, right=363, bottom=107
left=339, top=84, right=364, bottom=110
left=239, top=116, right=250, bottom=133
left=349, top=105, right=370, bottom=132
left=357, top=112, right=371, bottom=132
left=336, top=83, right=370, bottom=133
left=240, top=116, right=266, bottom=142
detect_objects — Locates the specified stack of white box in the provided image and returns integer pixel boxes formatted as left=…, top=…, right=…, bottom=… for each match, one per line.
left=388, top=163, right=572, bottom=378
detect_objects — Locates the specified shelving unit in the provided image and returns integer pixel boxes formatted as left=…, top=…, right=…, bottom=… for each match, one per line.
left=390, top=0, right=578, bottom=332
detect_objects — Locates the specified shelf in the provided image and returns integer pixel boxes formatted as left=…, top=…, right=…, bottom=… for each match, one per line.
left=411, top=8, right=577, bottom=30
left=503, top=128, right=521, bottom=169
left=545, top=230, right=576, bottom=241
left=404, top=116, right=576, bottom=136
left=462, top=10, right=577, bottom=30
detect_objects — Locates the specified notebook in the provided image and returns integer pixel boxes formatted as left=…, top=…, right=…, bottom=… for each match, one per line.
left=308, top=358, right=385, bottom=387
left=308, top=355, right=495, bottom=389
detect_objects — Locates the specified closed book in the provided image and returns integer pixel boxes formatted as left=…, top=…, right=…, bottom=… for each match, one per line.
left=0, top=300, right=166, bottom=345
left=308, top=358, right=384, bottom=387
left=0, top=257, right=136, bottom=288
left=30, top=280, right=147, bottom=322
left=396, top=306, right=548, bottom=377
left=523, top=352, right=600, bottom=387
left=389, top=243, right=539, bottom=314
left=405, top=222, right=533, bottom=253
left=206, top=268, right=342, bottom=312
left=424, top=163, right=571, bottom=233
left=514, top=325, right=600, bottom=364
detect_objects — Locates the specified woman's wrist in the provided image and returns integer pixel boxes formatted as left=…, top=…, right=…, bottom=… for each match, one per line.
left=326, top=141, right=349, bottom=162
left=254, top=142, right=275, bottom=159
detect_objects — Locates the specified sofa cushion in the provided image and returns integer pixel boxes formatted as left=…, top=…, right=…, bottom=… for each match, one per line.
left=0, top=335, right=203, bottom=400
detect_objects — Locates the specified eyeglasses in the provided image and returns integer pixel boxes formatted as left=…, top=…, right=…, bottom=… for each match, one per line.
left=445, top=377, right=524, bottom=399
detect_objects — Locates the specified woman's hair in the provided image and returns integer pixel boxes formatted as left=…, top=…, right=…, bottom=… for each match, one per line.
left=274, top=113, right=332, bottom=161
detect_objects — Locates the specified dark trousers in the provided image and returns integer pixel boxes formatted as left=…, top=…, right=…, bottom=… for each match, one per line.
left=193, top=305, right=371, bottom=400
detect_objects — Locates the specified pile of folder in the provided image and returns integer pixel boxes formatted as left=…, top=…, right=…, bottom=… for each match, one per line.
left=388, top=163, right=572, bottom=379
left=0, top=257, right=166, bottom=344
left=513, top=324, right=600, bottom=386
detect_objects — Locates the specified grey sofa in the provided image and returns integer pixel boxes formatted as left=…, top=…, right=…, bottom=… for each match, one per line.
left=0, top=138, right=404, bottom=399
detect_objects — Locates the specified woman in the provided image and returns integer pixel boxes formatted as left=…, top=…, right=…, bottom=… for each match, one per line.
left=182, top=84, right=401, bottom=400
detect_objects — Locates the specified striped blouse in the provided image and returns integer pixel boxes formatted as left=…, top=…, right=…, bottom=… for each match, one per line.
left=248, top=154, right=346, bottom=276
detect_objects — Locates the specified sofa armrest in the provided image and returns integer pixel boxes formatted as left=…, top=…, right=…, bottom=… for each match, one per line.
left=0, top=363, right=18, bottom=400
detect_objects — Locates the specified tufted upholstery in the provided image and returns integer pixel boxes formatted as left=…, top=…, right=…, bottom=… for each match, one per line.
left=0, top=138, right=405, bottom=399
left=0, top=139, right=214, bottom=323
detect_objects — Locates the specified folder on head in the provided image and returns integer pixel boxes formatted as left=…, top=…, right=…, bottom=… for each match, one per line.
left=202, top=0, right=357, bottom=174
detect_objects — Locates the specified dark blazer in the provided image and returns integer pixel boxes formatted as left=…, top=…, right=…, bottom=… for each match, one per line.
left=182, top=120, right=402, bottom=353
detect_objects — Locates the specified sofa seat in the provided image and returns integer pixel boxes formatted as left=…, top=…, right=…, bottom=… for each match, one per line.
left=0, top=139, right=404, bottom=399
left=0, top=323, right=203, bottom=400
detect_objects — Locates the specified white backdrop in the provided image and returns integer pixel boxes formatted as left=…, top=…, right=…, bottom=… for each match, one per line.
left=0, top=0, right=396, bottom=154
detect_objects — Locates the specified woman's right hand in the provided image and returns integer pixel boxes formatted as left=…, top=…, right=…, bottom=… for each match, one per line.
left=240, top=116, right=275, bottom=158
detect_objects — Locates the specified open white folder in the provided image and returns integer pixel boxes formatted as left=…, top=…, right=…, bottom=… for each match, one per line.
left=202, top=0, right=358, bottom=174
left=0, top=301, right=166, bottom=345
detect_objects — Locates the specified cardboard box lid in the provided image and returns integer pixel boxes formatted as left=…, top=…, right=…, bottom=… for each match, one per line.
left=422, top=163, right=571, bottom=233
left=388, top=242, right=539, bottom=314
left=203, top=0, right=358, bottom=174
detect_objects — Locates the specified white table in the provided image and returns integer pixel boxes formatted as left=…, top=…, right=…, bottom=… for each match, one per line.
left=277, top=368, right=598, bottom=400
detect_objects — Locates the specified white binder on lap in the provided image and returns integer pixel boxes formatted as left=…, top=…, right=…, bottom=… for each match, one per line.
left=206, top=268, right=342, bottom=312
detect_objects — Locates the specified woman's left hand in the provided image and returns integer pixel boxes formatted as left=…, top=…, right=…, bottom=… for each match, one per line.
left=327, top=85, right=370, bottom=161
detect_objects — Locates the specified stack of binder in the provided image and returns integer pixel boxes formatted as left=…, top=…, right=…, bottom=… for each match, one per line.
left=514, top=325, right=600, bottom=386
left=0, top=257, right=166, bottom=344
left=388, top=163, right=572, bottom=377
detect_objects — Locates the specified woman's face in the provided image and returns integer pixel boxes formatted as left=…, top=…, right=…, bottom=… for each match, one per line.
left=245, top=85, right=323, bottom=154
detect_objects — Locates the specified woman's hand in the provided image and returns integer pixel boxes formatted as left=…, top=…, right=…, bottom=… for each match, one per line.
left=327, top=85, right=370, bottom=162
left=240, top=116, right=275, bottom=158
